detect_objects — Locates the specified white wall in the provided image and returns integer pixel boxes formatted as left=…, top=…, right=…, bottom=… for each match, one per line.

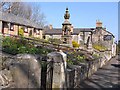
left=45, top=35, right=61, bottom=40
left=52, top=35, right=62, bottom=39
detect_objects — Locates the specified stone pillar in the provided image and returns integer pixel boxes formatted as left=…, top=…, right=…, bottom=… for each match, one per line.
left=47, top=51, right=67, bottom=89
left=10, top=54, right=41, bottom=88
left=62, top=31, right=64, bottom=36
left=87, top=36, right=93, bottom=52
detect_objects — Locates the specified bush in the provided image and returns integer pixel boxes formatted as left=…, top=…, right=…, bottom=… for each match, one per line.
left=67, top=59, right=74, bottom=65
left=67, top=51, right=86, bottom=65
left=76, top=55, right=86, bottom=62
left=72, top=41, right=80, bottom=48
left=2, top=37, right=13, bottom=47
left=2, top=37, right=18, bottom=55
left=92, top=53, right=100, bottom=59
left=2, top=37, right=53, bottom=55
left=3, top=44, right=18, bottom=55
left=48, top=38, right=62, bottom=44
left=93, top=44, right=107, bottom=51
left=18, top=28, right=24, bottom=36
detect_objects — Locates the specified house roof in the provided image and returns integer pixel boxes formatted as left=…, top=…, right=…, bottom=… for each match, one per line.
left=44, top=28, right=95, bottom=35
left=45, top=28, right=62, bottom=35
left=101, top=28, right=115, bottom=38
left=0, top=11, right=42, bottom=30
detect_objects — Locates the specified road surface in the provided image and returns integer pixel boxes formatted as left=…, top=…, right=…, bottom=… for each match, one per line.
left=79, top=55, right=120, bottom=89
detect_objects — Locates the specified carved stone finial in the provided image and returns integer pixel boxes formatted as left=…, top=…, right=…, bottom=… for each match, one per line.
left=64, top=7, right=70, bottom=19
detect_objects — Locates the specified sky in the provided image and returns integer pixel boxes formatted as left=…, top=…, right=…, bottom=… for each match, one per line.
left=28, top=2, right=118, bottom=41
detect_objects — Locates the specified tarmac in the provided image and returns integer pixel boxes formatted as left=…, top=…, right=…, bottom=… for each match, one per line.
left=79, top=55, right=120, bottom=89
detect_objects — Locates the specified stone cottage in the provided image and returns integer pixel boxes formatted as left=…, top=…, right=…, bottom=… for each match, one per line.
left=0, top=11, right=43, bottom=39
left=92, top=20, right=116, bottom=56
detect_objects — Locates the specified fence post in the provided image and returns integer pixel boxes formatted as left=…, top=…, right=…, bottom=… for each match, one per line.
left=47, top=51, right=67, bottom=89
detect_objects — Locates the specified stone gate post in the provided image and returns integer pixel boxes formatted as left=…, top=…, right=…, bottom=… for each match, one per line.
left=47, top=50, right=67, bottom=89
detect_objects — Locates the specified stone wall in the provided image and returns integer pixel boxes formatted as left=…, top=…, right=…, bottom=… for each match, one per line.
left=0, top=50, right=114, bottom=89
left=0, top=51, right=67, bottom=89
left=66, top=57, right=109, bottom=88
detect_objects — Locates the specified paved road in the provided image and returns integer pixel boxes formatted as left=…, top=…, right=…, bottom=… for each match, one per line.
left=79, top=55, right=120, bottom=89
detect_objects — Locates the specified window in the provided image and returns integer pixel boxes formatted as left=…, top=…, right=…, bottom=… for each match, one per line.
left=63, top=38, right=67, bottom=44
left=24, top=27, right=28, bottom=33
left=34, top=29, right=36, bottom=33
left=43, top=35, right=46, bottom=39
left=3, top=22, right=9, bottom=28
left=29, top=30, right=32, bottom=37
left=36, top=30, right=40, bottom=35
left=103, top=35, right=112, bottom=41
left=10, top=23, right=14, bottom=31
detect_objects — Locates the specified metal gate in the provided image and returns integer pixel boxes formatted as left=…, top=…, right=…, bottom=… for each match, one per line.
left=41, top=57, right=53, bottom=90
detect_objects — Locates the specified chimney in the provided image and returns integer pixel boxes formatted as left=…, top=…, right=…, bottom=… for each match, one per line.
left=49, top=24, right=53, bottom=30
left=96, top=20, right=102, bottom=29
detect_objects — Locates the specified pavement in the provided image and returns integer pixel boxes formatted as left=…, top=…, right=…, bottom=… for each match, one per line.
left=79, top=55, right=120, bottom=89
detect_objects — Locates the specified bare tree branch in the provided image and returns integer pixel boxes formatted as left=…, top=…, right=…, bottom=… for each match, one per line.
left=30, top=4, right=47, bottom=27
left=1, top=2, right=47, bottom=27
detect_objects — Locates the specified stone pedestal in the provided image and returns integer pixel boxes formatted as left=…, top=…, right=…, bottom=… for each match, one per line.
left=61, top=35, right=72, bottom=47
left=47, top=51, right=67, bottom=89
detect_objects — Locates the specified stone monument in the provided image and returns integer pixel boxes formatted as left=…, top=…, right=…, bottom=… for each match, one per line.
left=61, top=8, right=72, bottom=47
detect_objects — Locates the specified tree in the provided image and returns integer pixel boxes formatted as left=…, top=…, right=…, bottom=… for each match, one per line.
left=30, top=3, right=46, bottom=27
left=0, top=1, right=46, bottom=27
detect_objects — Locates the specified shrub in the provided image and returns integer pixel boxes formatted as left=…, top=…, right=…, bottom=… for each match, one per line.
left=72, top=41, right=80, bottom=48
left=67, top=59, right=74, bottom=65
left=18, top=28, right=24, bottom=36
left=67, top=52, right=86, bottom=65
left=48, top=38, right=62, bottom=44
left=2, top=37, right=53, bottom=55
left=2, top=37, right=13, bottom=47
left=93, top=44, right=107, bottom=51
left=76, top=55, right=86, bottom=62
left=3, top=43, right=18, bottom=55
left=92, top=53, right=100, bottom=59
